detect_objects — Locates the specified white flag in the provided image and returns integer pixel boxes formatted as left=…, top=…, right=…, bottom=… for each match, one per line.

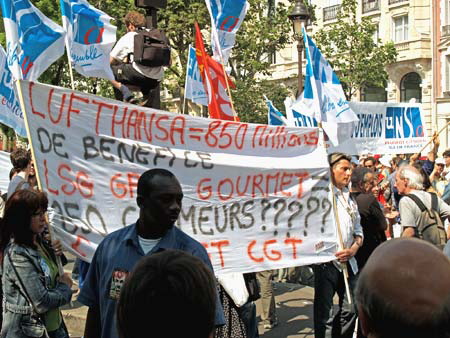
left=0, top=0, right=66, bottom=80
left=185, top=45, right=208, bottom=106
left=292, top=29, right=359, bottom=146
left=60, top=0, right=116, bottom=80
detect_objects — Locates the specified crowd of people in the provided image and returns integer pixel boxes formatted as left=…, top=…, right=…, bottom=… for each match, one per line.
left=0, top=142, right=449, bottom=338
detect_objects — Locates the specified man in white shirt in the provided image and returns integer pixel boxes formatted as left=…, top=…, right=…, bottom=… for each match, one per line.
left=110, top=11, right=164, bottom=107
left=313, top=152, right=364, bottom=338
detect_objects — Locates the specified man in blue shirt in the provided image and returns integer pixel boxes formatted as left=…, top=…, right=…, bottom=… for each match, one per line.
left=78, top=168, right=225, bottom=338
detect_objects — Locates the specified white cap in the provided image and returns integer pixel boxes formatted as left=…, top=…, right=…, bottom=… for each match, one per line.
left=379, top=156, right=391, bottom=168
left=436, top=158, right=445, bottom=165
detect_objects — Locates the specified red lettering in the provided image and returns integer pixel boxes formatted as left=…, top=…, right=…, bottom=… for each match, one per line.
left=284, top=238, right=303, bottom=259
left=197, top=178, right=212, bottom=200
left=67, top=93, right=89, bottom=127
left=170, top=116, right=186, bottom=145
left=92, top=100, right=114, bottom=135
left=77, top=171, right=94, bottom=198
left=155, top=115, right=169, bottom=141
left=47, top=89, right=66, bottom=125
left=218, top=178, right=234, bottom=201
left=71, top=235, right=90, bottom=257
left=58, top=164, right=76, bottom=196
left=210, top=240, right=230, bottom=268
left=112, top=106, right=126, bottom=138
left=247, top=240, right=264, bottom=263
left=43, top=159, right=59, bottom=195
left=220, top=16, right=239, bottom=32
left=127, top=172, right=140, bottom=198
left=294, top=172, right=309, bottom=198
left=263, top=239, right=282, bottom=261
left=280, top=173, right=293, bottom=197
left=110, top=173, right=126, bottom=199
left=126, top=109, right=140, bottom=139
left=251, top=174, right=264, bottom=197
left=30, top=82, right=45, bottom=119
left=205, top=120, right=221, bottom=147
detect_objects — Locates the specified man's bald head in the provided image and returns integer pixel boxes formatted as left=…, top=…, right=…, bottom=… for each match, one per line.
left=356, top=238, right=450, bottom=338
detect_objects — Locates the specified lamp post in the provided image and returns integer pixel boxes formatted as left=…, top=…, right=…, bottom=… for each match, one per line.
left=288, top=1, right=310, bottom=97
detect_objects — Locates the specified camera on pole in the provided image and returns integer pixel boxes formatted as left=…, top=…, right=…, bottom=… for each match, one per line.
left=134, top=0, right=167, bottom=28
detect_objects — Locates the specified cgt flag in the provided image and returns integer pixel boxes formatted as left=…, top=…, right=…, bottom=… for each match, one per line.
left=205, top=0, right=248, bottom=64
left=291, top=28, right=358, bottom=146
left=264, top=95, right=287, bottom=126
left=195, top=23, right=237, bottom=121
left=0, top=0, right=66, bottom=80
left=60, top=0, right=116, bottom=80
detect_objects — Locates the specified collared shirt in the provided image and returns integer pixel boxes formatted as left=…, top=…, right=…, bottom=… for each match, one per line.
left=78, top=223, right=225, bottom=338
left=332, top=185, right=364, bottom=274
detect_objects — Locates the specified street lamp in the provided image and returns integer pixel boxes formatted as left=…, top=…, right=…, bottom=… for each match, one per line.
left=288, top=0, right=310, bottom=97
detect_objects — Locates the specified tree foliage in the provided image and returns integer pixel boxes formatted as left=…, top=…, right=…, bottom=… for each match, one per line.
left=313, top=0, right=397, bottom=100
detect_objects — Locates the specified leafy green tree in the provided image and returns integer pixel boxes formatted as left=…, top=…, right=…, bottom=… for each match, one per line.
left=313, top=0, right=397, bottom=100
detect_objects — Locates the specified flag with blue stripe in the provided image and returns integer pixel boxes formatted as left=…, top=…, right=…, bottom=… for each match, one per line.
left=0, top=45, right=26, bottom=137
left=205, top=0, right=248, bottom=64
left=60, top=0, right=116, bottom=80
left=1, top=0, right=66, bottom=80
left=264, top=95, right=286, bottom=126
left=185, top=45, right=208, bottom=106
left=292, top=28, right=358, bottom=145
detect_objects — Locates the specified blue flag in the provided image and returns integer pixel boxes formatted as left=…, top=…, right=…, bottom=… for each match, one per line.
left=184, top=45, right=208, bottom=106
left=264, top=95, right=286, bottom=126
left=0, top=45, right=26, bottom=137
left=291, top=29, right=358, bottom=145
left=205, top=0, right=249, bottom=64
left=1, top=0, right=66, bottom=80
left=60, top=0, right=116, bottom=80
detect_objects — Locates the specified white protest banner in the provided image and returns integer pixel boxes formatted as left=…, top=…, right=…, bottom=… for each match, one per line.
left=0, top=150, right=12, bottom=194
left=286, top=101, right=428, bottom=155
left=20, top=80, right=338, bottom=274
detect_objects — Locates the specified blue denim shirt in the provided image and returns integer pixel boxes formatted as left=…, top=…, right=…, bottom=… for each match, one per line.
left=78, top=223, right=225, bottom=338
left=1, top=243, right=72, bottom=338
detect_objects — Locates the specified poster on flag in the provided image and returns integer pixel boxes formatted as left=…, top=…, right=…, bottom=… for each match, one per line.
left=185, top=45, right=208, bottom=106
left=286, top=101, right=428, bottom=155
left=20, top=80, right=338, bottom=274
left=0, top=46, right=26, bottom=137
left=60, top=0, right=116, bottom=80
left=0, top=0, right=65, bottom=80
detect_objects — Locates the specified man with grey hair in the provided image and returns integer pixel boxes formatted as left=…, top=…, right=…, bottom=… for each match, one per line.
left=395, top=165, right=450, bottom=239
left=355, top=238, right=450, bottom=338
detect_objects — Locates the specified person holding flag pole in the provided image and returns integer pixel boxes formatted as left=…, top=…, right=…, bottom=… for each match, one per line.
left=293, top=28, right=363, bottom=337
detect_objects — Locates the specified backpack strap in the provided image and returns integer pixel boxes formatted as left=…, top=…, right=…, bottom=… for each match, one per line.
left=405, top=193, right=428, bottom=212
left=430, top=192, right=439, bottom=212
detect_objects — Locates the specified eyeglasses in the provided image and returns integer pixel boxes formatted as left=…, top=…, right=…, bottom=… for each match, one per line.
left=32, top=209, right=47, bottom=217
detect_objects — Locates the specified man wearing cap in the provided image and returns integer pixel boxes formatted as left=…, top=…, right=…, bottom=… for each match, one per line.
left=313, top=152, right=364, bottom=338
left=430, top=158, right=448, bottom=197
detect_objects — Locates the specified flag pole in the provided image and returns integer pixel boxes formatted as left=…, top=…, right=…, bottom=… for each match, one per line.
left=66, top=53, right=75, bottom=90
left=417, top=120, right=450, bottom=155
left=14, top=80, right=65, bottom=277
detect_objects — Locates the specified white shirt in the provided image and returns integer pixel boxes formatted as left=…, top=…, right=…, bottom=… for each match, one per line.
left=332, top=185, right=364, bottom=274
left=138, top=236, right=161, bottom=255
left=110, top=31, right=164, bottom=80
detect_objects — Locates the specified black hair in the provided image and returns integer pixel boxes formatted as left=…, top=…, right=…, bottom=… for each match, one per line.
left=363, top=157, right=376, bottom=165
left=10, top=148, right=31, bottom=171
left=0, top=189, right=48, bottom=254
left=137, top=168, right=177, bottom=198
left=117, top=249, right=217, bottom=338
left=443, top=149, right=450, bottom=158
left=351, top=167, right=372, bottom=188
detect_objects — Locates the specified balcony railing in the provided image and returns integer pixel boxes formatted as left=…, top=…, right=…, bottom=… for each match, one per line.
left=388, top=0, right=408, bottom=5
left=362, top=0, right=380, bottom=13
left=323, top=4, right=341, bottom=22
left=443, top=25, right=450, bottom=37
